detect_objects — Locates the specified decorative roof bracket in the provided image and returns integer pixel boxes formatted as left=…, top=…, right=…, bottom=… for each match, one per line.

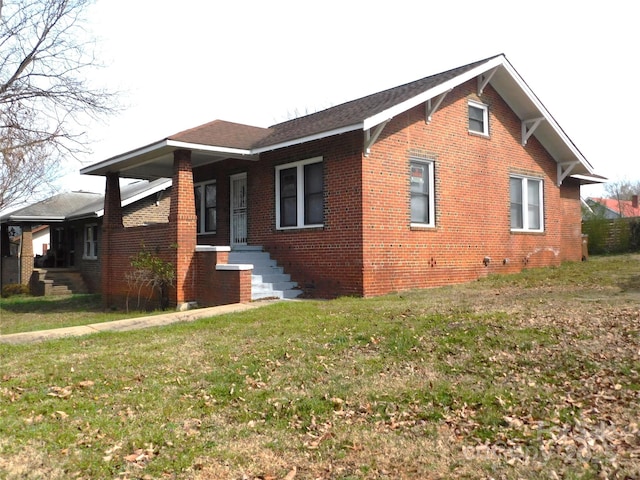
left=364, top=119, right=390, bottom=157
left=522, top=117, right=545, bottom=146
left=557, top=160, right=579, bottom=186
left=478, top=67, right=498, bottom=95
left=425, top=90, right=451, bottom=123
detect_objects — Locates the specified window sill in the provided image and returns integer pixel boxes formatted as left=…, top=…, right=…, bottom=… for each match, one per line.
left=510, top=229, right=545, bottom=235
left=276, top=224, right=324, bottom=231
left=197, top=231, right=217, bottom=236
left=410, top=223, right=436, bottom=230
left=468, top=130, right=490, bottom=139
left=82, top=256, right=98, bottom=261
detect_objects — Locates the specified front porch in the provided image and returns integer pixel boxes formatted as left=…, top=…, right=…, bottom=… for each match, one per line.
left=96, top=149, right=293, bottom=309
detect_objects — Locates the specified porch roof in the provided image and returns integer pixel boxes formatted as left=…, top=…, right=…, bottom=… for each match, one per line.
left=0, top=179, right=171, bottom=224
left=81, top=54, right=603, bottom=184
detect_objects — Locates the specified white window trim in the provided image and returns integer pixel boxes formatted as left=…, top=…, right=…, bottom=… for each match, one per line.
left=83, top=223, right=98, bottom=260
left=468, top=100, right=489, bottom=136
left=510, top=175, right=544, bottom=233
left=194, top=180, right=217, bottom=234
left=410, top=158, right=436, bottom=228
left=275, top=156, right=323, bottom=230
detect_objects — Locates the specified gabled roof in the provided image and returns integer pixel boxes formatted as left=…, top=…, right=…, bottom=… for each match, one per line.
left=81, top=54, right=603, bottom=184
left=0, top=178, right=171, bottom=224
left=588, top=197, right=640, bottom=218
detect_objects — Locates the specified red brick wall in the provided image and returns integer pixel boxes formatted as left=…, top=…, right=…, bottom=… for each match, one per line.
left=359, top=80, right=576, bottom=296
left=191, top=80, right=583, bottom=298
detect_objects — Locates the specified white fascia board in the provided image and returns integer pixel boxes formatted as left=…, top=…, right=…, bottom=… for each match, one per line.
left=9, top=216, right=66, bottom=222
left=165, top=140, right=253, bottom=157
left=362, top=56, right=506, bottom=131
left=80, top=140, right=171, bottom=175
left=499, top=60, right=594, bottom=174
left=571, top=174, right=608, bottom=184
left=80, top=141, right=256, bottom=176
left=251, top=124, right=362, bottom=154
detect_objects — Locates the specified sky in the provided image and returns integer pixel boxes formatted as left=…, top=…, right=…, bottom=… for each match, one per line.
left=57, top=0, right=639, bottom=199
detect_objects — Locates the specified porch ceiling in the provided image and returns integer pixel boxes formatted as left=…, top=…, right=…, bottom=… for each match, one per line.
left=81, top=140, right=259, bottom=180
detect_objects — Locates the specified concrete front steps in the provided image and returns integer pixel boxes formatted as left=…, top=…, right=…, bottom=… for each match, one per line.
left=32, top=269, right=89, bottom=296
left=228, top=246, right=302, bottom=300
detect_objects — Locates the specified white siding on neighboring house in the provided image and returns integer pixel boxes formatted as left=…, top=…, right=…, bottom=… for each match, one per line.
left=32, top=226, right=50, bottom=256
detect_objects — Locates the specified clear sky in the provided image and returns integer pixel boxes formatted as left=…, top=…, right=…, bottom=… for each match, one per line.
left=59, top=0, right=639, bottom=198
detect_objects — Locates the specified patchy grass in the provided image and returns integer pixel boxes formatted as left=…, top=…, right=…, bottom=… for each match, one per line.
left=1, top=254, right=639, bottom=479
left=0, top=294, right=164, bottom=335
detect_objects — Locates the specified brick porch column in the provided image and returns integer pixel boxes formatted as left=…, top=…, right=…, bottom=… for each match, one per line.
left=102, top=172, right=123, bottom=307
left=169, top=149, right=197, bottom=306
left=19, top=224, right=33, bottom=285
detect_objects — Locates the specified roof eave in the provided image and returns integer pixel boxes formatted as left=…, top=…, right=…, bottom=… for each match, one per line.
left=571, top=174, right=608, bottom=185
left=362, top=55, right=506, bottom=131
left=80, top=140, right=256, bottom=177
left=6, top=215, right=66, bottom=223
left=251, top=124, right=363, bottom=154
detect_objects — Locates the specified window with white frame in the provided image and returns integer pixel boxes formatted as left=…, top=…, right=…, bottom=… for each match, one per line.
left=510, top=176, right=543, bottom=231
left=84, top=224, right=98, bottom=259
left=194, top=181, right=217, bottom=234
left=275, top=157, right=323, bottom=229
left=410, top=159, right=435, bottom=226
left=468, top=101, right=489, bottom=135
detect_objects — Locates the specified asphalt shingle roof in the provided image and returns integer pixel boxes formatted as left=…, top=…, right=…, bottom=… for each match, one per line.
left=163, top=56, right=501, bottom=152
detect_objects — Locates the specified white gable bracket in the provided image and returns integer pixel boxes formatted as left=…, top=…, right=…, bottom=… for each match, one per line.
left=425, top=90, right=451, bottom=123
left=557, top=161, right=579, bottom=186
left=521, top=117, right=545, bottom=146
left=364, top=119, right=390, bottom=157
left=478, top=67, right=498, bottom=95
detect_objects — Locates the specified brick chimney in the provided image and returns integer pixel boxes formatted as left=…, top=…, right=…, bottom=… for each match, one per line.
left=633, top=195, right=639, bottom=209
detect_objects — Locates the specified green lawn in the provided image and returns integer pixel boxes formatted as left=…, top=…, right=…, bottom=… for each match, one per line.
left=1, top=255, right=639, bottom=479
left=0, top=294, right=165, bottom=335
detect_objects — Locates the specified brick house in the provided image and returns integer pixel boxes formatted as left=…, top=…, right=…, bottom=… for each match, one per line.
left=81, top=54, right=605, bottom=308
left=0, top=179, right=171, bottom=294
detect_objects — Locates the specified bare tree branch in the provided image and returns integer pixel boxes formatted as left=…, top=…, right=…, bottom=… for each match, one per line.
left=0, top=0, right=118, bottom=210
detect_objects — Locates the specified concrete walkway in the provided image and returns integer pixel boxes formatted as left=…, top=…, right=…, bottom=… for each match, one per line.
left=0, top=300, right=278, bottom=345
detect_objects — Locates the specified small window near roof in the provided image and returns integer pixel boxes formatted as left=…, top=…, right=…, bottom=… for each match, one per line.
left=468, top=101, right=489, bottom=136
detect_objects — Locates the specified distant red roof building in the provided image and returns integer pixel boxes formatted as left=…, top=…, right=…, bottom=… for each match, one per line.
left=589, top=196, right=640, bottom=218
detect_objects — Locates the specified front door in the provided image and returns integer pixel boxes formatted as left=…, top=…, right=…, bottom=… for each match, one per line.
left=230, top=173, right=247, bottom=247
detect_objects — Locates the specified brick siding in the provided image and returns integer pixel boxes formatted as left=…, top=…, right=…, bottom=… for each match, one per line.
left=193, top=80, right=583, bottom=298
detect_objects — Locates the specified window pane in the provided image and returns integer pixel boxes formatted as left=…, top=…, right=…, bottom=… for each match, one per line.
left=280, top=168, right=297, bottom=227
left=469, top=105, right=485, bottom=133
left=280, top=168, right=297, bottom=197
left=194, top=186, right=202, bottom=233
left=411, top=194, right=429, bottom=223
left=304, top=162, right=323, bottom=194
left=205, top=184, right=216, bottom=207
left=527, top=180, right=541, bottom=229
left=510, top=177, right=523, bottom=229
left=304, top=163, right=323, bottom=224
left=410, top=162, right=431, bottom=223
left=281, top=197, right=297, bottom=226
left=205, top=207, right=216, bottom=232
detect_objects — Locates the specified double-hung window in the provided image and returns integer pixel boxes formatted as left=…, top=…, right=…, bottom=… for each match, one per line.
left=410, top=159, right=435, bottom=227
left=510, top=175, right=543, bottom=232
left=84, top=224, right=98, bottom=259
left=194, top=181, right=217, bottom=234
left=468, top=101, right=489, bottom=136
left=276, top=157, right=323, bottom=229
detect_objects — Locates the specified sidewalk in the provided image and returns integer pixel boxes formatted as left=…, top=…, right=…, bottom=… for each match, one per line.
left=0, top=300, right=278, bottom=345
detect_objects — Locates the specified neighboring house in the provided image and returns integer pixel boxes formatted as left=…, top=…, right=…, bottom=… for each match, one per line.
left=585, top=196, right=640, bottom=219
left=0, top=179, right=171, bottom=293
left=80, top=54, right=605, bottom=308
